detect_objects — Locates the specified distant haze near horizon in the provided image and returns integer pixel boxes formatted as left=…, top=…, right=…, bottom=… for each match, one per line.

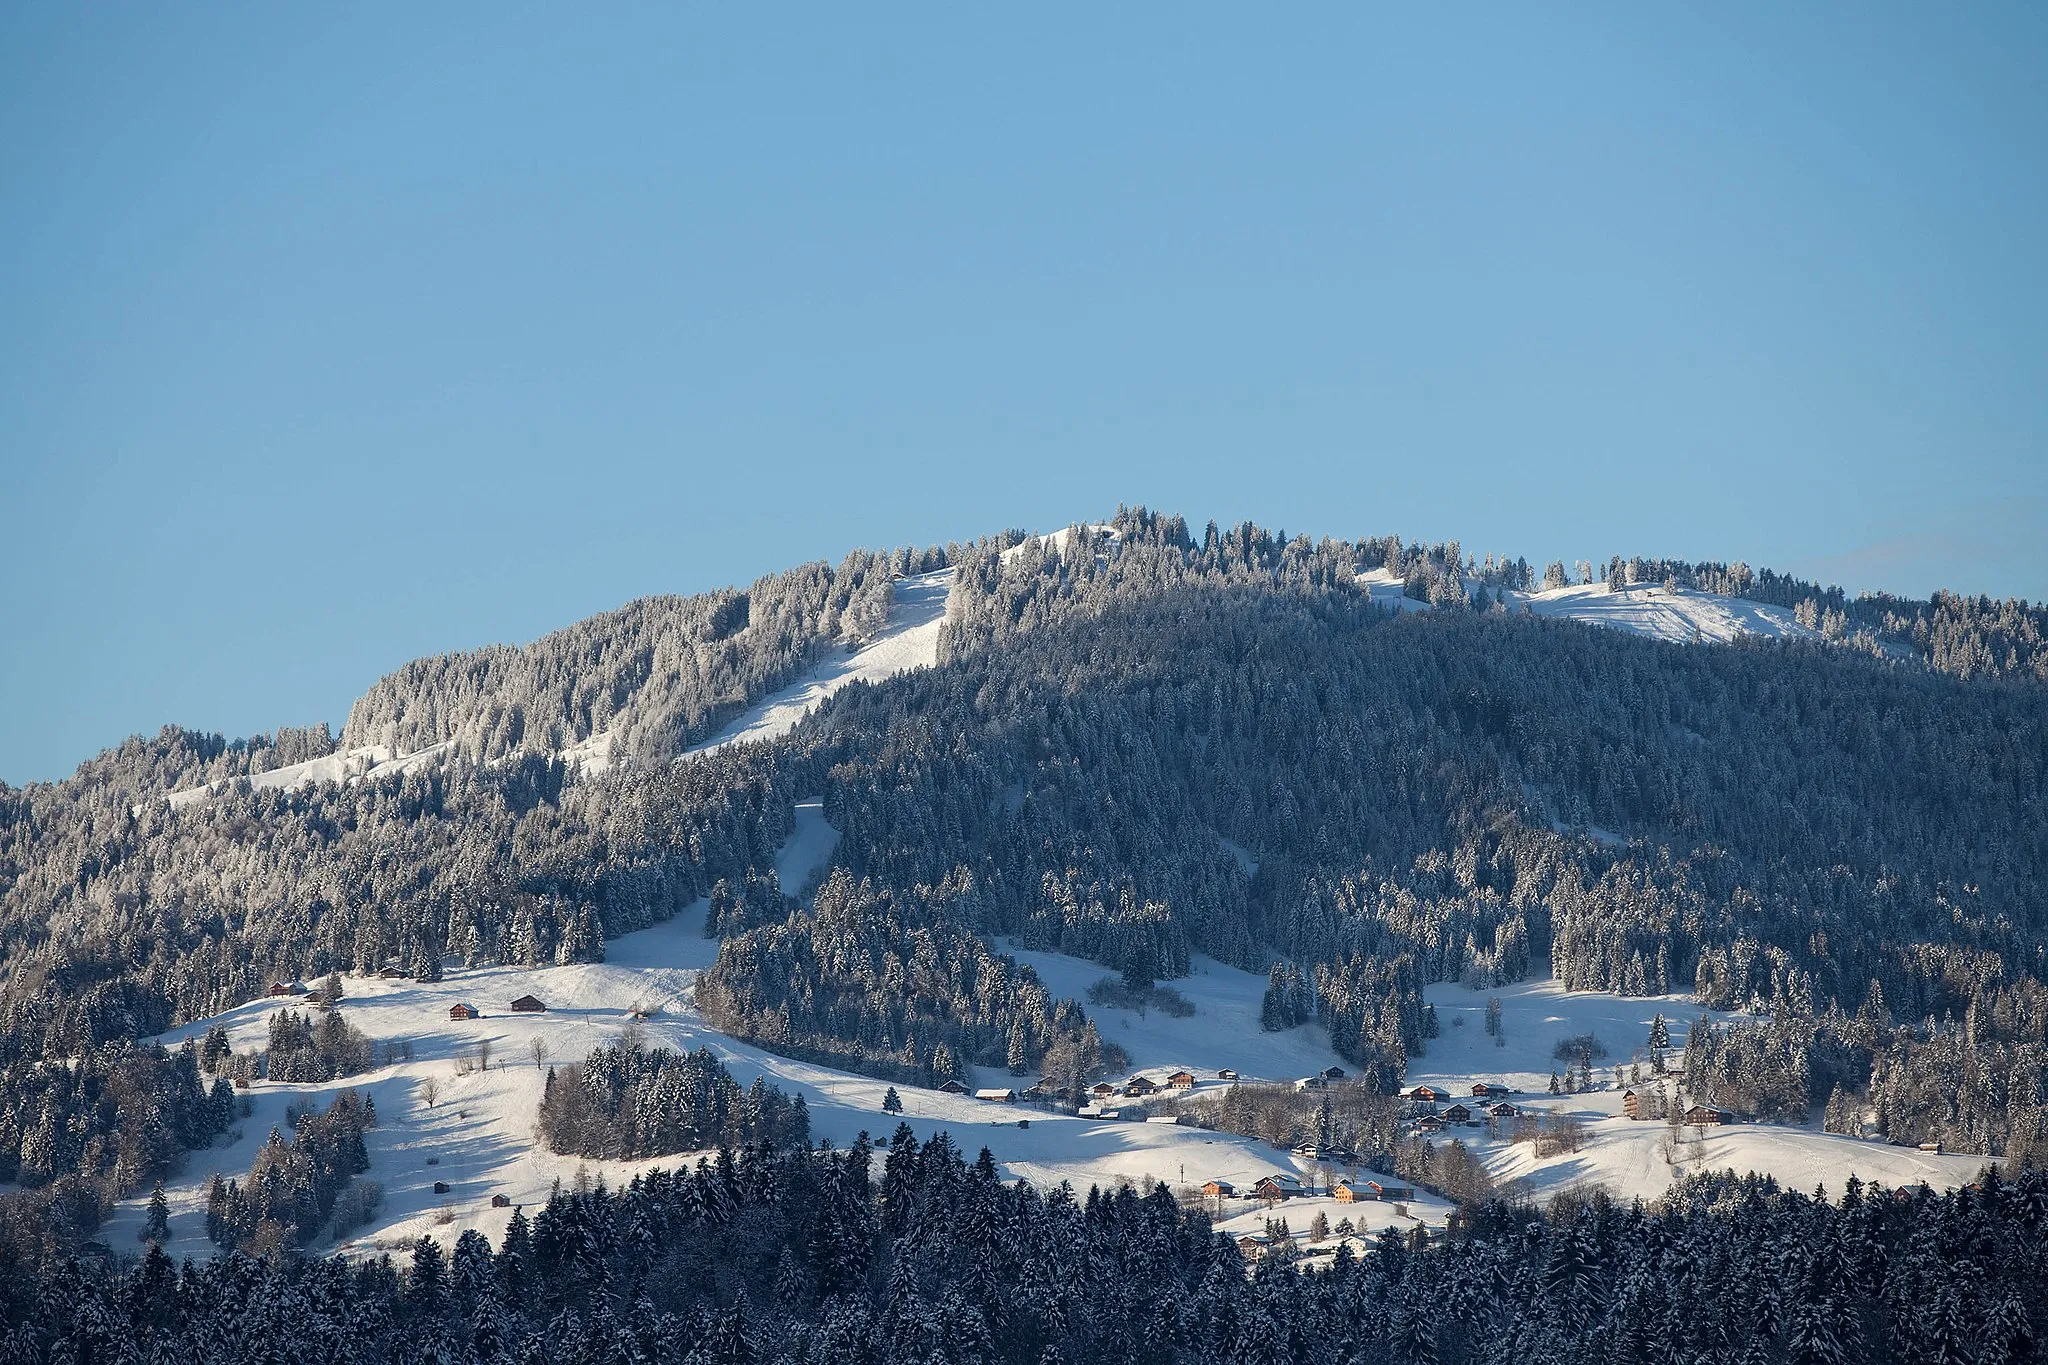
left=4, top=5, right=2044, bottom=783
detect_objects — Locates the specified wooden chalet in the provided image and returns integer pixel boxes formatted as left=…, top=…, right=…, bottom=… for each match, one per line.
left=1487, top=1101, right=1519, bottom=1119
left=974, top=1088, right=1017, bottom=1103
left=1090, top=1081, right=1119, bottom=1097
left=1683, top=1105, right=1735, bottom=1126
left=491, top=1194, right=512, bottom=1209
left=509, top=994, right=547, bottom=1013
left=1218, top=1068, right=1239, bottom=1080
left=1622, top=1090, right=1644, bottom=1120
left=1414, top=1116, right=1446, bottom=1133
left=1293, top=1076, right=1329, bottom=1092
left=1441, top=1103, right=1474, bottom=1123
left=266, top=982, right=296, bottom=997
left=1471, top=1082, right=1510, bottom=1098
left=1201, top=1179, right=1236, bottom=1199
left=936, top=1079, right=968, bottom=1094
left=1322, top=1066, right=1347, bottom=1081
left=1331, top=1179, right=1365, bottom=1204
left=1409, top=1084, right=1448, bottom=1103
left=448, top=1003, right=481, bottom=1021
left=1366, top=1180, right=1415, bottom=1201
left=1166, top=1070, right=1197, bottom=1090
left=1235, top=1232, right=1274, bottom=1259
left=1254, top=1174, right=1304, bottom=1201
left=376, top=967, right=407, bottom=979
left=1124, top=1075, right=1159, bottom=1097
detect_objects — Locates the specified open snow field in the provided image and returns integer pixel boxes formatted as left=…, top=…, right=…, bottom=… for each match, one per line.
left=1354, top=567, right=1432, bottom=615
left=991, top=941, right=1353, bottom=1085
left=999, top=525, right=1121, bottom=564
left=1409, top=978, right=1990, bottom=1203
left=1516, top=581, right=1811, bottom=644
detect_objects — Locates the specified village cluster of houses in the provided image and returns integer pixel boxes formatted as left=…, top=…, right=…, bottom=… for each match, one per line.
left=1200, top=1172, right=1417, bottom=1205
left=1398, top=1081, right=1524, bottom=1135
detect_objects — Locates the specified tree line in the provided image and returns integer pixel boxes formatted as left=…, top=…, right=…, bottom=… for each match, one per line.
left=4, top=1128, right=2041, bottom=1365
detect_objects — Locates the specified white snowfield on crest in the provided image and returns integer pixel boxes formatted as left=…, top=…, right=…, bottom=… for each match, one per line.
left=1358, top=569, right=1815, bottom=645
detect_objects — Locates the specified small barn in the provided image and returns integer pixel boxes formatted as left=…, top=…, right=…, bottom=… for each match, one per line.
left=491, top=1194, right=512, bottom=1209
left=936, top=1079, right=968, bottom=1094
left=1366, top=1180, right=1416, bottom=1201
left=974, top=1088, right=1017, bottom=1103
left=432, top=1181, right=451, bottom=1195
left=448, top=1003, right=481, bottom=1021
left=509, top=995, right=547, bottom=1013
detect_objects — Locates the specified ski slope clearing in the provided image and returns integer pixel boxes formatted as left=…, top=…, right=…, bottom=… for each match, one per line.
left=156, top=570, right=953, bottom=802
left=1410, top=978, right=1991, bottom=1203
left=157, top=742, right=453, bottom=812
left=683, top=569, right=953, bottom=758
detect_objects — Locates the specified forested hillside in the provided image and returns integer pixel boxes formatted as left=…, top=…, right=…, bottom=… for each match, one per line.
left=709, top=514, right=2048, bottom=1152
left=1, top=508, right=2045, bottom=1253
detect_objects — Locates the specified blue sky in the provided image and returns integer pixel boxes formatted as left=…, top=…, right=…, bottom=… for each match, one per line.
left=3, top=5, right=2044, bottom=783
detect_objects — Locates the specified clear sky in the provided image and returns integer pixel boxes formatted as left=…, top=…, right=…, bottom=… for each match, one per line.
left=3, top=5, right=2044, bottom=783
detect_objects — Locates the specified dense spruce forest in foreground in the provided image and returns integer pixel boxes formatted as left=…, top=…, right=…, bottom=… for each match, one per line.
left=0, top=508, right=2044, bottom=1272
left=7, top=1130, right=2043, bottom=1365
